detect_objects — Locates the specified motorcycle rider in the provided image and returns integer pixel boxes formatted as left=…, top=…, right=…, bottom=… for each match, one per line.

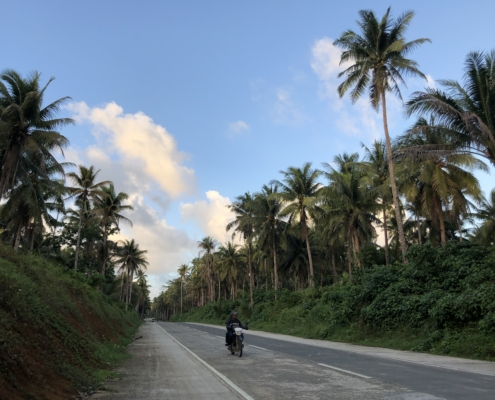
left=225, top=311, right=247, bottom=349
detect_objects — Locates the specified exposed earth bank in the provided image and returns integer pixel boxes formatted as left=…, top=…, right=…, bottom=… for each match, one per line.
left=0, top=246, right=141, bottom=400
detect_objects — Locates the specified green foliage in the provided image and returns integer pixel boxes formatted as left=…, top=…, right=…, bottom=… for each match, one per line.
left=0, top=246, right=141, bottom=397
left=177, top=242, right=495, bottom=360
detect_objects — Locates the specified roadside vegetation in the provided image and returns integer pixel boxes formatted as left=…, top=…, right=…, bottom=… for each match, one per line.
left=0, top=245, right=142, bottom=399
left=0, top=59, right=150, bottom=397
left=171, top=242, right=495, bottom=361
left=154, top=8, right=495, bottom=361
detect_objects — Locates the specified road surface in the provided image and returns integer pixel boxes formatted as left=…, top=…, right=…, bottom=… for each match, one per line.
left=92, top=321, right=495, bottom=399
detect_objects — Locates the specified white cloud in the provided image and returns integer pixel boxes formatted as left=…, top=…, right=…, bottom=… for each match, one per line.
left=311, top=37, right=351, bottom=99
left=180, top=190, right=236, bottom=244
left=425, top=74, right=436, bottom=89
left=67, top=101, right=196, bottom=198
left=64, top=101, right=201, bottom=299
left=272, top=88, right=308, bottom=126
left=228, top=120, right=250, bottom=138
left=311, top=37, right=389, bottom=144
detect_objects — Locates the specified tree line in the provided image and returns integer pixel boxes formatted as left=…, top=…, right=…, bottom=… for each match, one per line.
left=153, top=7, right=495, bottom=319
left=0, top=70, right=150, bottom=313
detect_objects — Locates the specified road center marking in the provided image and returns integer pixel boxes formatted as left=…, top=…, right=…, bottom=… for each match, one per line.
left=250, top=345, right=269, bottom=351
left=318, top=363, right=371, bottom=379
left=157, top=324, right=254, bottom=400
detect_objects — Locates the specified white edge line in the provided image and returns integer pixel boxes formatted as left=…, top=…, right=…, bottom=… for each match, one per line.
left=250, top=345, right=269, bottom=351
left=318, top=363, right=371, bottom=379
left=157, top=324, right=254, bottom=400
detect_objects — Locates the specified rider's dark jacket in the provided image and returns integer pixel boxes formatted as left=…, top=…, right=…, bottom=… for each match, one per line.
left=225, top=317, right=244, bottom=330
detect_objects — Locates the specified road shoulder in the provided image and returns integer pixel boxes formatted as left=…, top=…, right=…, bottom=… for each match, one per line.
left=91, top=321, right=242, bottom=399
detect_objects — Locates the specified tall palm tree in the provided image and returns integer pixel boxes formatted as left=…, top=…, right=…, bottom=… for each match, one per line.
left=252, top=185, right=285, bottom=292
left=115, top=239, right=149, bottom=310
left=227, top=193, right=256, bottom=307
left=359, top=141, right=392, bottom=264
left=67, top=165, right=111, bottom=270
left=471, top=189, right=495, bottom=246
left=93, top=184, right=133, bottom=278
left=0, top=158, right=69, bottom=251
left=134, top=270, right=150, bottom=315
left=399, top=117, right=485, bottom=244
left=0, top=70, right=73, bottom=199
left=334, top=7, right=430, bottom=260
left=322, top=153, right=380, bottom=273
left=405, top=50, right=495, bottom=167
left=217, top=242, right=246, bottom=300
left=271, top=163, right=321, bottom=286
left=177, top=264, right=189, bottom=315
left=197, top=236, right=217, bottom=302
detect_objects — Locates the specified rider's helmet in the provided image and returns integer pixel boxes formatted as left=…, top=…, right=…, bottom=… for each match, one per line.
left=230, top=311, right=238, bottom=318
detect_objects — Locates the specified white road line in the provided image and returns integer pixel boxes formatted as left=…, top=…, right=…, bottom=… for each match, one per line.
left=318, top=363, right=371, bottom=379
left=250, top=345, right=269, bottom=351
left=157, top=325, right=254, bottom=400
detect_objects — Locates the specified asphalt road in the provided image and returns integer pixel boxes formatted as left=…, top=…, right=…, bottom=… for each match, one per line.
left=166, top=322, right=495, bottom=400
left=93, top=321, right=495, bottom=399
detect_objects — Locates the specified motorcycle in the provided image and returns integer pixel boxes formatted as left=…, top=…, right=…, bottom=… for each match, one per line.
left=227, top=323, right=248, bottom=357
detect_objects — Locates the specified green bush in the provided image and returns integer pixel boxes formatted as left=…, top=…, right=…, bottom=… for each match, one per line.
left=178, top=242, right=495, bottom=360
left=0, top=246, right=141, bottom=399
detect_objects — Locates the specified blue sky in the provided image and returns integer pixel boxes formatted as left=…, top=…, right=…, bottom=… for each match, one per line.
left=5, top=1, right=495, bottom=296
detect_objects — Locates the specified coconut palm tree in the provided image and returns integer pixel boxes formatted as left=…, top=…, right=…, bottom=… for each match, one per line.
left=359, top=141, right=393, bottom=264
left=134, top=270, right=150, bottom=316
left=93, top=184, right=133, bottom=278
left=67, top=165, right=111, bottom=270
left=226, top=193, right=255, bottom=308
left=177, top=264, right=189, bottom=315
left=271, top=163, right=321, bottom=286
left=115, top=239, right=149, bottom=309
left=405, top=50, right=495, bottom=167
left=0, top=158, right=69, bottom=251
left=0, top=70, right=73, bottom=199
left=252, top=185, right=285, bottom=292
left=471, top=189, right=495, bottom=246
left=399, top=117, right=485, bottom=244
left=322, top=153, right=380, bottom=273
left=197, top=236, right=217, bottom=302
left=217, top=242, right=246, bottom=300
left=334, top=7, right=431, bottom=260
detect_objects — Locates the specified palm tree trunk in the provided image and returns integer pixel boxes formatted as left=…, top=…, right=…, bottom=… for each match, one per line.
left=180, top=280, right=183, bottom=315
left=436, top=194, right=447, bottom=244
left=248, top=243, right=254, bottom=309
left=381, top=91, right=408, bottom=260
left=301, top=214, right=314, bottom=286
left=126, top=268, right=134, bottom=310
left=101, top=225, right=108, bottom=278
left=272, top=234, right=279, bottom=293
left=353, top=229, right=361, bottom=268
left=417, top=215, right=422, bottom=245
left=331, top=247, right=337, bottom=284
left=347, top=237, right=352, bottom=277
left=120, top=274, right=125, bottom=302
left=74, top=208, right=84, bottom=270
left=14, top=223, right=22, bottom=251
left=458, top=217, right=463, bottom=242
left=29, top=224, right=35, bottom=251
left=382, top=209, right=390, bottom=265
left=264, top=258, right=268, bottom=291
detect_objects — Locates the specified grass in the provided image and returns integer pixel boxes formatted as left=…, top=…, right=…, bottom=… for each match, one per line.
left=0, top=245, right=142, bottom=400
